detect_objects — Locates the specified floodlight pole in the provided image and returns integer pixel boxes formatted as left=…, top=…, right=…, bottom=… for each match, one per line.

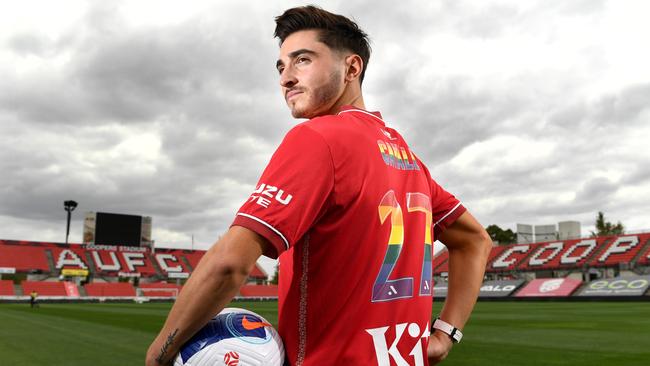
left=64, top=200, right=78, bottom=244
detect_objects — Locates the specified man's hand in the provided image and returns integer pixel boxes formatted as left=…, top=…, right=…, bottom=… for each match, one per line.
left=427, top=330, right=454, bottom=365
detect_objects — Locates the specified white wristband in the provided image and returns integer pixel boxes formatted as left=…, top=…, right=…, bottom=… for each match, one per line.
left=432, top=318, right=463, bottom=343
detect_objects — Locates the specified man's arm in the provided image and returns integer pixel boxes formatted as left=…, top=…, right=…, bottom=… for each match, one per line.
left=145, top=226, right=272, bottom=366
left=427, top=211, right=492, bottom=365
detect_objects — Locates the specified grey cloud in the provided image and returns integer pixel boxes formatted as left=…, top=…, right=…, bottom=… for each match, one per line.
left=1, top=0, right=649, bottom=248
left=7, top=33, right=53, bottom=57
left=550, top=83, right=650, bottom=130
left=592, top=83, right=650, bottom=126
left=574, top=176, right=618, bottom=203
left=2, top=5, right=281, bottom=126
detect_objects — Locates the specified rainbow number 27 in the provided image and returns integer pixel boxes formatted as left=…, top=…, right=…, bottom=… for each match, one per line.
left=372, top=190, right=432, bottom=302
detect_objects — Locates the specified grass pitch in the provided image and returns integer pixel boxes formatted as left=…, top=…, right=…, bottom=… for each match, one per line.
left=0, top=300, right=648, bottom=365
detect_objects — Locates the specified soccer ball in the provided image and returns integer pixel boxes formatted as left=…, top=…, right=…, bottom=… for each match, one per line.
left=174, top=307, right=285, bottom=366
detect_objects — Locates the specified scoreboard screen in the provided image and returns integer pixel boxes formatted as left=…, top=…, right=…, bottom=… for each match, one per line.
left=94, top=212, right=142, bottom=247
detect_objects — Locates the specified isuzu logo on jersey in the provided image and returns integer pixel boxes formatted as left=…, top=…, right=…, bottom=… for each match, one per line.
left=248, top=183, right=293, bottom=208
left=366, top=322, right=430, bottom=366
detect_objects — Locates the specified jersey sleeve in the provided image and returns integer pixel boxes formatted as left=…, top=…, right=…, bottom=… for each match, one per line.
left=430, top=178, right=466, bottom=237
left=231, top=124, right=334, bottom=258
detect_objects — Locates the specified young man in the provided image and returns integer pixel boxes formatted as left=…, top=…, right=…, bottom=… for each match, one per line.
left=30, top=290, right=38, bottom=308
left=146, top=6, right=491, bottom=366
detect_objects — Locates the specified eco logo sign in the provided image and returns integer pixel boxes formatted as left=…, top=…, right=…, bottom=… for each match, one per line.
left=579, top=276, right=650, bottom=296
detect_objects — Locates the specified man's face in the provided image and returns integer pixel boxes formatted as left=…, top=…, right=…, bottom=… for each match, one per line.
left=276, top=30, right=345, bottom=119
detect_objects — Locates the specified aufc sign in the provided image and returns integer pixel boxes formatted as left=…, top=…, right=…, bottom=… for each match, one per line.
left=578, top=276, right=650, bottom=297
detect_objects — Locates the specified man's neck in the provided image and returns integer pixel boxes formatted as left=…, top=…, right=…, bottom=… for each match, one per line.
left=326, top=84, right=366, bottom=115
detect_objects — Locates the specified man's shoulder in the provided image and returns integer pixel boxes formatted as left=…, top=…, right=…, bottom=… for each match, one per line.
left=303, top=113, right=346, bottom=130
left=284, top=114, right=348, bottom=142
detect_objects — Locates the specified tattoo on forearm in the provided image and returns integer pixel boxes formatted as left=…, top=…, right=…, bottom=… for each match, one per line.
left=156, top=328, right=179, bottom=365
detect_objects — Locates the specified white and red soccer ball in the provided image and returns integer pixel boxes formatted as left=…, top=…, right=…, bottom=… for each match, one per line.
left=223, top=351, right=240, bottom=366
left=174, top=308, right=284, bottom=366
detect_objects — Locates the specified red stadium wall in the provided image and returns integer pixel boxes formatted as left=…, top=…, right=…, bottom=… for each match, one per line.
left=138, top=282, right=183, bottom=297
left=84, top=282, right=136, bottom=297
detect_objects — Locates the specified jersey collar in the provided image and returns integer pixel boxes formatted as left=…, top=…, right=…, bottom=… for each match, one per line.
left=338, top=105, right=385, bottom=125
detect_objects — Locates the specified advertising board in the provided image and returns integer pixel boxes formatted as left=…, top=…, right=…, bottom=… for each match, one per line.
left=577, top=276, right=650, bottom=296
left=515, top=278, right=582, bottom=297
left=479, top=280, right=525, bottom=297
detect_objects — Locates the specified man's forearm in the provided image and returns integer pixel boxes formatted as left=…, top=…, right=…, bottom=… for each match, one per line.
left=146, top=254, right=250, bottom=365
left=437, top=235, right=491, bottom=330
left=146, top=227, right=265, bottom=366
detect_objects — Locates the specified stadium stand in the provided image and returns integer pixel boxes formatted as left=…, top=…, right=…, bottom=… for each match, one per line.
left=153, top=250, right=192, bottom=275
left=6, top=230, right=645, bottom=302
left=91, top=250, right=124, bottom=274
left=434, top=245, right=511, bottom=274
left=21, top=281, right=70, bottom=296
left=84, top=282, right=137, bottom=297
left=635, top=236, right=650, bottom=266
left=0, top=280, right=15, bottom=295
left=431, top=249, right=449, bottom=274
left=0, top=244, right=50, bottom=272
left=589, top=233, right=650, bottom=267
left=182, top=251, right=205, bottom=270
left=517, top=237, right=606, bottom=271
left=248, top=265, right=268, bottom=282
left=239, top=285, right=279, bottom=297
left=49, top=246, right=91, bottom=271
left=487, top=243, right=543, bottom=272
left=406, top=233, right=650, bottom=277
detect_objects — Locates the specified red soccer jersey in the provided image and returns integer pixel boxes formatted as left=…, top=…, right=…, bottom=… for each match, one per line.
left=233, top=106, right=465, bottom=366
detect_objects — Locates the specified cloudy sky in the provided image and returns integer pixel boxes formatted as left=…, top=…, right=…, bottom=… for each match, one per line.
left=2, top=0, right=649, bottom=274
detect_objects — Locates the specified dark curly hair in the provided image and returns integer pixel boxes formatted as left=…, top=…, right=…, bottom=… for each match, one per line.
left=274, top=5, right=371, bottom=84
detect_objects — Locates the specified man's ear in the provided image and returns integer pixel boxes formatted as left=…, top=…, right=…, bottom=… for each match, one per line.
left=345, top=54, right=363, bottom=82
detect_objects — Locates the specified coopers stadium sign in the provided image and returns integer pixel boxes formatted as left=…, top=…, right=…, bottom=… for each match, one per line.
left=578, top=276, right=650, bottom=297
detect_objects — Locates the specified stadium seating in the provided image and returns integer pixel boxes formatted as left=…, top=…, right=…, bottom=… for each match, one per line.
left=49, top=246, right=91, bottom=271
left=21, top=281, right=70, bottom=296
left=182, top=251, right=205, bottom=270
left=0, top=245, right=50, bottom=272
left=434, top=245, right=509, bottom=274
left=248, top=264, right=268, bottom=281
left=588, top=233, right=650, bottom=267
left=517, top=237, right=606, bottom=271
left=0, top=280, right=15, bottom=295
left=152, top=250, right=192, bottom=275
left=432, top=250, right=449, bottom=274
left=239, top=285, right=279, bottom=297
left=487, top=243, right=542, bottom=272
left=635, top=236, right=650, bottom=266
left=84, top=282, right=137, bottom=297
